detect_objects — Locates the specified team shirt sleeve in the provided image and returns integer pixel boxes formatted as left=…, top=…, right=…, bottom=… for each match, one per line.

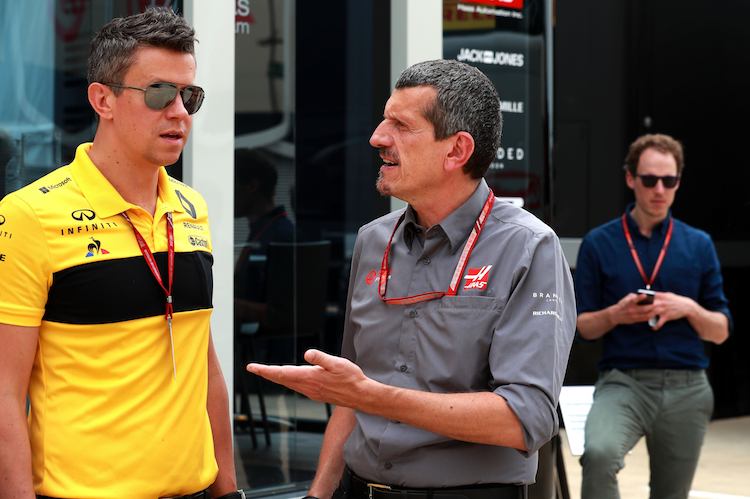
left=0, top=194, right=52, bottom=327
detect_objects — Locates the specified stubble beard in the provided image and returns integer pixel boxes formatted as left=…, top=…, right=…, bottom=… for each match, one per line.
left=376, top=171, right=391, bottom=197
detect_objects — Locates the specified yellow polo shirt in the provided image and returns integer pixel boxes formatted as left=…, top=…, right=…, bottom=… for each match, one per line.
left=0, top=143, right=218, bottom=498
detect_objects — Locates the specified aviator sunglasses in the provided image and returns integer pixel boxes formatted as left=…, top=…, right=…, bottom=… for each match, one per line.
left=103, top=82, right=205, bottom=115
left=635, top=174, right=680, bottom=188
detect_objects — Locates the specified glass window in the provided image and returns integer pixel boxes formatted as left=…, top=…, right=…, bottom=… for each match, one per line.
left=0, top=1, right=190, bottom=195
left=232, top=0, right=390, bottom=495
left=1, top=0, right=390, bottom=495
left=443, top=0, right=551, bottom=221
left=0, top=1, right=79, bottom=193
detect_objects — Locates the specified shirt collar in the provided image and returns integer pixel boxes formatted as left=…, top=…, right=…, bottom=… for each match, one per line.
left=70, top=143, right=184, bottom=219
left=624, top=201, right=672, bottom=238
left=402, top=179, right=490, bottom=254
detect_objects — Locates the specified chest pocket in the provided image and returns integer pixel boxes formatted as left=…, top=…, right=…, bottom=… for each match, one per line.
left=412, top=296, right=501, bottom=392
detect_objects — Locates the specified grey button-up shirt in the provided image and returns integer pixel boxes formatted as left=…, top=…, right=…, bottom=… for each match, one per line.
left=341, top=179, right=576, bottom=487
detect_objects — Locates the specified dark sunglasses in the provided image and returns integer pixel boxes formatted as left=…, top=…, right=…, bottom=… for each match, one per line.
left=103, top=82, right=205, bottom=115
left=636, top=174, right=680, bottom=188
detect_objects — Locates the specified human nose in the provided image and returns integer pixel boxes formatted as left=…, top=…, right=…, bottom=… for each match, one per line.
left=164, top=92, right=190, bottom=119
left=369, top=121, right=391, bottom=148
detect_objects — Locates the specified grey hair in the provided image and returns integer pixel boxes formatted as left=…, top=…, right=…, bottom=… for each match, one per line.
left=395, top=59, right=502, bottom=179
left=88, top=7, right=197, bottom=91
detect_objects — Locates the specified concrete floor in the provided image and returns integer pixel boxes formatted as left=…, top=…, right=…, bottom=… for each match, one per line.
left=558, top=416, right=750, bottom=498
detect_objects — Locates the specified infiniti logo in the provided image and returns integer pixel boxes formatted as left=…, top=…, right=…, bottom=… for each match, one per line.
left=0, top=214, right=5, bottom=225
left=72, top=209, right=96, bottom=221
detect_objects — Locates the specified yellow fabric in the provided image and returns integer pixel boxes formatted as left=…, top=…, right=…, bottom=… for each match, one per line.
left=0, top=143, right=218, bottom=498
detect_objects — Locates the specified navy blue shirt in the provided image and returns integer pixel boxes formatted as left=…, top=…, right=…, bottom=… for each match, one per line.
left=574, top=203, right=732, bottom=371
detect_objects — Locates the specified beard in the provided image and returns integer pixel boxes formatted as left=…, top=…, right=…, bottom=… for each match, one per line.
left=376, top=171, right=391, bottom=197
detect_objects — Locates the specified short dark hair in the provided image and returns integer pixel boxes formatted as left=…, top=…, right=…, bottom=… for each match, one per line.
left=88, top=8, right=197, bottom=90
left=624, top=133, right=685, bottom=176
left=395, top=59, right=502, bottom=179
left=235, top=148, right=278, bottom=199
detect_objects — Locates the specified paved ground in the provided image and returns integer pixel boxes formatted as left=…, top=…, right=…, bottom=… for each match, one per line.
left=559, top=416, right=750, bottom=498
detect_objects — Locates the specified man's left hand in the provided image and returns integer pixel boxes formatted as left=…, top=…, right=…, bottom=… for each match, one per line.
left=649, top=291, right=698, bottom=330
left=649, top=292, right=729, bottom=344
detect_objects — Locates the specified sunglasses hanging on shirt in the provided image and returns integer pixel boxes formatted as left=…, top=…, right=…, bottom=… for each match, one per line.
left=103, top=81, right=205, bottom=115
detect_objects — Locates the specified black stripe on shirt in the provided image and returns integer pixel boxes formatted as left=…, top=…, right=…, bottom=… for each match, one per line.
left=44, top=252, right=214, bottom=324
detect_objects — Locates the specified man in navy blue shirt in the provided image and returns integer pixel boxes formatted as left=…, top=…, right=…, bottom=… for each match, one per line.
left=574, top=133, right=731, bottom=499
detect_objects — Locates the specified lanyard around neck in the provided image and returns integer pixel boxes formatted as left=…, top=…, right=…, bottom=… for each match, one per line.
left=621, top=213, right=673, bottom=290
left=379, top=190, right=495, bottom=305
left=121, top=211, right=177, bottom=377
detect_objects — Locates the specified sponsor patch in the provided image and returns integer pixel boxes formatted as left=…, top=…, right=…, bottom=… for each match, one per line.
left=463, top=265, right=492, bottom=290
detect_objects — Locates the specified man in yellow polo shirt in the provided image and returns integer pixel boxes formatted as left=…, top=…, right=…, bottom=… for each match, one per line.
left=0, top=8, right=239, bottom=499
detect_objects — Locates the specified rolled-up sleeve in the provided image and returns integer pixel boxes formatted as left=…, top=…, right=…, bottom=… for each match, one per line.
left=491, top=230, right=577, bottom=455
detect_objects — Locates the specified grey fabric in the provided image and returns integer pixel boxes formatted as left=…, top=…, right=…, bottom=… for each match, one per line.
left=341, top=180, right=576, bottom=487
left=581, top=368, right=713, bottom=499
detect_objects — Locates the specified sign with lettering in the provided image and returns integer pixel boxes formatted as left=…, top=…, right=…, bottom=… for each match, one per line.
left=444, top=0, right=548, bottom=217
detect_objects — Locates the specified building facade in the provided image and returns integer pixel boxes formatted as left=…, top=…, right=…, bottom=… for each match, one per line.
left=1, top=0, right=747, bottom=496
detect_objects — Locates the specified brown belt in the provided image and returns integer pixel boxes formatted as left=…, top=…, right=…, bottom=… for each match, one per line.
left=346, top=468, right=527, bottom=499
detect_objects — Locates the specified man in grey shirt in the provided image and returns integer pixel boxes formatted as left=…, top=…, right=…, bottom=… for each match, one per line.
left=248, top=59, right=575, bottom=499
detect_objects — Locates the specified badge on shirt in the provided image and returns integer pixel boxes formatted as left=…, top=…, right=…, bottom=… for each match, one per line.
left=463, top=265, right=492, bottom=290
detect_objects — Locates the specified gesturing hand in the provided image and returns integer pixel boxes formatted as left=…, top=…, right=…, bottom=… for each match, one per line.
left=247, top=349, right=370, bottom=408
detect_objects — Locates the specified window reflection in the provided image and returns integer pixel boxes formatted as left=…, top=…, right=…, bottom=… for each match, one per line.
left=1, top=0, right=389, bottom=494
left=232, top=0, right=333, bottom=493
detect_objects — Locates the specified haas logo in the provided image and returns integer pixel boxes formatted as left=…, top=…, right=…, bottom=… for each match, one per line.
left=464, top=266, right=492, bottom=290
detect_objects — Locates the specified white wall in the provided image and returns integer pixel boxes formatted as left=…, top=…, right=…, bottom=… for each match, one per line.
left=182, top=0, right=236, bottom=408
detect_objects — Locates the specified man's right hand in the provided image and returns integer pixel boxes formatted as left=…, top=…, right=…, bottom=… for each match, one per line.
left=617, top=292, right=658, bottom=325
left=577, top=293, right=657, bottom=340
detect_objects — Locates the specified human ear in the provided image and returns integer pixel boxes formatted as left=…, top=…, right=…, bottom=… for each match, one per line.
left=444, top=131, right=475, bottom=172
left=88, top=83, right=114, bottom=121
left=625, top=171, right=635, bottom=190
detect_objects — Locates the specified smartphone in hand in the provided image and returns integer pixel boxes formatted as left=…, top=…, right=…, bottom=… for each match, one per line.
left=637, top=289, right=655, bottom=305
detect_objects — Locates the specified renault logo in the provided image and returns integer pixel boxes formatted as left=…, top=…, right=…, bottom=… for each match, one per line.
left=176, top=190, right=197, bottom=219
left=72, top=209, right=96, bottom=221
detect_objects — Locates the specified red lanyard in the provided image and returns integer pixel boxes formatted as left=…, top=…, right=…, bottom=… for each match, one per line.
left=379, top=190, right=495, bottom=305
left=121, top=211, right=177, bottom=378
left=621, top=213, right=673, bottom=290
